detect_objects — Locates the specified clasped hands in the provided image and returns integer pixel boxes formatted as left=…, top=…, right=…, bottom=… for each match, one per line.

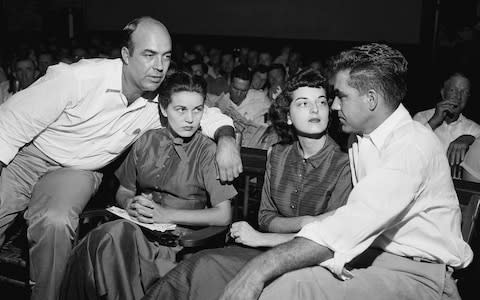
left=125, top=193, right=171, bottom=224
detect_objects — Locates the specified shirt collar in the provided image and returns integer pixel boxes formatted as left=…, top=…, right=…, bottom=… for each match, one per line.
left=157, top=128, right=198, bottom=161
left=294, top=135, right=337, bottom=168
left=360, top=103, right=412, bottom=151
left=444, top=113, right=466, bottom=126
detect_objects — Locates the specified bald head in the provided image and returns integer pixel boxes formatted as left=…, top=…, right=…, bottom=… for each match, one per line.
left=122, top=16, right=169, bottom=55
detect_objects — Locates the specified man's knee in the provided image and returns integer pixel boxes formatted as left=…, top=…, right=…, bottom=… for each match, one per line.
left=34, top=168, right=101, bottom=202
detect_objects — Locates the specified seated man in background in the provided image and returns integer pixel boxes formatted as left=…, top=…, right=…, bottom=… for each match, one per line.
left=37, top=51, right=56, bottom=76
left=461, top=138, right=480, bottom=182
left=148, top=43, right=472, bottom=300
left=258, top=51, right=272, bottom=67
left=250, top=64, right=269, bottom=92
left=0, top=55, right=38, bottom=105
left=413, top=71, right=480, bottom=167
left=207, top=65, right=271, bottom=126
left=267, top=63, right=287, bottom=101
left=186, top=58, right=208, bottom=79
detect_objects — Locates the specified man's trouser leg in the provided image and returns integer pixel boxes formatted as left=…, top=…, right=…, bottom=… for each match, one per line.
left=259, top=251, right=460, bottom=300
left=25, top=168, right=102, bottom=300
left=0, top=144, right=59, bottom=246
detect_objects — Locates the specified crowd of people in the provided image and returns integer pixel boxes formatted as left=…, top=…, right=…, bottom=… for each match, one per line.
left=0, top=15, right=479, bottom=300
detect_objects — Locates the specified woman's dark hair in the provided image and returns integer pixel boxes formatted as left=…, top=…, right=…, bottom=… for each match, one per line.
left=157, top=72, right=207, bottom=123
left=267, top=68, right=329, bottom=144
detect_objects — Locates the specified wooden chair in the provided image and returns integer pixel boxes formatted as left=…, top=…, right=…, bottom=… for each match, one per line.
left=452, top=179, right=480, bottom=287
left=453, top=179, right=480, bottom=245
left=233, top=147, right=268, bottom=221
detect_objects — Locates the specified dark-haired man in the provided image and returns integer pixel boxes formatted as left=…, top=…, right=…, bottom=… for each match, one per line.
left=0, top=16, right=240, bottom=300
left=207, top=65, right=271, bottom=126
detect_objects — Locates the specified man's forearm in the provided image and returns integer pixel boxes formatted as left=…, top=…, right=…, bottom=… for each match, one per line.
left=244, top=237, right=333, bottom=284
left=427, top=117, right=441, bottom=131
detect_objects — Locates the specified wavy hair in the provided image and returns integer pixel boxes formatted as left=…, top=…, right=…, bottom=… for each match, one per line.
left=267, top=68, right=329, bottom=144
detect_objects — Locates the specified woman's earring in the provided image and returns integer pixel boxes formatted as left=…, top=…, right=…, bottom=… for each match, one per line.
left=287, top=118, right=292, bottom=125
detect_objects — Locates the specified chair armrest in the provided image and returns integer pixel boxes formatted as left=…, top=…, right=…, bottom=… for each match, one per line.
left=79, top=209, right=112, bottom=219
left=179, top=225, right=229, bottom=248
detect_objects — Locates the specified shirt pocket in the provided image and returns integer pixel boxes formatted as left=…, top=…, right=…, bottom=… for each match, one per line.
left=105, top=127, right=144, bottom=155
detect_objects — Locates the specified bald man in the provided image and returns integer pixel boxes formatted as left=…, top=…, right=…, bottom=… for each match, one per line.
left=0, top=16, right=240, bottom=300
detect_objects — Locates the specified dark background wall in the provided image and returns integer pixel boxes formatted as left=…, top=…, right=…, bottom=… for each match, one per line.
left=84, top=0, right=422, bottom=44
left=2, top=0, right=479, bottom=121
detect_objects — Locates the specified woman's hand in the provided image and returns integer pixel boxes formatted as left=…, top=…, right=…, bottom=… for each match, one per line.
left=230, top=221, right=263, bottom=247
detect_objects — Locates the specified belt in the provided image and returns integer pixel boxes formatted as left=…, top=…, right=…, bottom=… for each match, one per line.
left=408, top=256, right=454, bottom=272
left=409, top=256, right=437, bottom=263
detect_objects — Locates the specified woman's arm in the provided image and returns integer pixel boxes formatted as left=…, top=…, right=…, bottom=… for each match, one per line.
left=230, top=221, right=296, bottom=248
left=135, top=198, right=232, bottom=226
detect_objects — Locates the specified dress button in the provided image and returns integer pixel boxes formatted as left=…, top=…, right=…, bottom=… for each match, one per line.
left=133, top=128, right=141, bottom=135
left=294, top=189, right=298, bottom=193
left=290, top=204, right=295, bottom=209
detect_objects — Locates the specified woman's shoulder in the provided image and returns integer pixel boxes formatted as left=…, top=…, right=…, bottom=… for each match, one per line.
left=136, top=128, right=169, bottom=145
left=190, top=132, right=217, bottom=156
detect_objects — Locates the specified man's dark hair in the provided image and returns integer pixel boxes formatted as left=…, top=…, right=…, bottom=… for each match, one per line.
left=231, top=65, right=252, bottom=81
left=158, top=71, right=207, bottom=109
left=187, top=58, right=208, bottom=74
left=328, top=43, right=408, bottom=109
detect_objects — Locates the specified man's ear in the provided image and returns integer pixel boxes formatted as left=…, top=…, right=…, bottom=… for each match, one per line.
left=366, top=89, right=378, bottom=111
left=159, top=104, right=168, bottom=117
left=121, top=47, right=130, bottom=64
left=439, top=87, right=445, bottom=100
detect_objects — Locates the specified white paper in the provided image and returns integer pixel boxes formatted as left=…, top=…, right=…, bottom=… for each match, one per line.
left=106, top=206, right=176, bottom=232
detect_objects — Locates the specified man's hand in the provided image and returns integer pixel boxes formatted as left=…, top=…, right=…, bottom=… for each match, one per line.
left=216, top=136, right=242, bottom=182
left=230, top=221, right=263, bottom=247
left=219, top=265, right=264, bottom=300
left=447, top=135, right=475, bottom=166
left=428, top=99, right=458, bottom=130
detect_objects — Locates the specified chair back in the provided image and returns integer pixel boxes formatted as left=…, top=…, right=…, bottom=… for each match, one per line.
left=454, top=179, right=480, bottom=244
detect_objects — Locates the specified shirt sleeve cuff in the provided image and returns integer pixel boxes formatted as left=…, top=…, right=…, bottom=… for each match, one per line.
left=296, top=221, right=351, bottom=280
left=201, top=106, right=234, bottom=139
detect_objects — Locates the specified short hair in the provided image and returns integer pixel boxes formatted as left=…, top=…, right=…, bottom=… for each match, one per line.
left=268, top=68, right=329, bottom=144
left=186, top=58, right=208, bottom=74
left=252, top=64, right=269, bottom=75
left=268, top=63, right=286, bottom=78
left=441, top=69, right=470, bottom=87
left=158, top=71, right=207, bottom=110
left=121, top=16, right=160, bottom=54
left=231, top=65, right=252, bottom=81
left=328, top=43, right=408, bottom=109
